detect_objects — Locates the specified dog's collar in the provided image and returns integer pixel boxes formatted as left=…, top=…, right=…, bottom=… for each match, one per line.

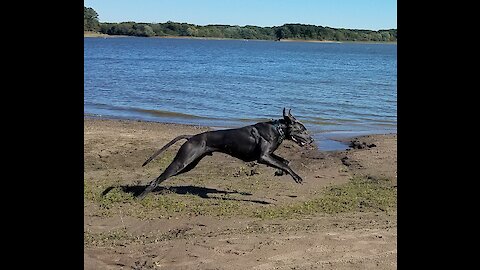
left=272, top=120, right=286, bottom=141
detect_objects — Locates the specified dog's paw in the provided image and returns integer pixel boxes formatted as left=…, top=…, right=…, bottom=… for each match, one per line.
left=274, top=169, right=285, bottom=176
left=293, top=175, right=303, bottom=184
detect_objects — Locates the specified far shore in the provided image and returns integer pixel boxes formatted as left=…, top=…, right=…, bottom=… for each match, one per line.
left=83, top=31, right=396, bottom=44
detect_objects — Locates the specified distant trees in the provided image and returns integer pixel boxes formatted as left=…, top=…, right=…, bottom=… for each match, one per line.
left=84, top=7, right=100, bottom=32
left=84, top=6, right=397, bottom=42
left=99, top=21, right=396, bottom=42
left=100, top=22, right=156, bottom=37
left=272, top=24, right=396, bottom=42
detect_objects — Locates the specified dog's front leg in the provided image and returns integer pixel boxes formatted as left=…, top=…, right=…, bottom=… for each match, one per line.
left=257, top=138, right=303, bottom=183
left=258, top=154, right=303, bottom=184
left=272, top=153, right=289, bottom=176
left=272, top=153, right=289, bottom=165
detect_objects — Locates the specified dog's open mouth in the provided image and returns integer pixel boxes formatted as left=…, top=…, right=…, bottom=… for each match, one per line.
left=291, top=136, right=307, bottom=146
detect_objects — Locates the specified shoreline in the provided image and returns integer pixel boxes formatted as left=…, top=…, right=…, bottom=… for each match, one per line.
left=84, top=32, right=397, bottom=44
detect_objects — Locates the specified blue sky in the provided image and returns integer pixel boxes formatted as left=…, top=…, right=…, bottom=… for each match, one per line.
left=84, top=0, right=397, bottom=30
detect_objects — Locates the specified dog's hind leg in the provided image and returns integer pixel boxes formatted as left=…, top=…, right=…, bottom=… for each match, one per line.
left=178, top=152, right=210, bottom=174
left=136, top=140, right=208, bottom=199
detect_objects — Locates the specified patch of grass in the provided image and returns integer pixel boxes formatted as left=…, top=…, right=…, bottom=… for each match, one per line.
left=84, top=228, right=133, bottom=247
left=84, top=227, right=195, bottom=247
left=252, top=177, right=396, bottom=219
left=84, top=176, right=396, bottom=220
left=316, top=177, right=396, bottom=214
left=85, top=178, right=247, bottom=218
left=137, top=193, right=245, bottom=218
left=83, top=180, right=100, bottom=201
left=99, top=187, right=135, bottom=209
left=138, top=194, right=189, bottom=215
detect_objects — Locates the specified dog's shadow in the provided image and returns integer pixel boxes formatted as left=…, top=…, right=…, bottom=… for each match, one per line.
left=102, top=184, right=272, bottom=205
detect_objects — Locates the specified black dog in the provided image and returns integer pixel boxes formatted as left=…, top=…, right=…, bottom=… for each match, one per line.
left=137, top=108, right=314, bottom=199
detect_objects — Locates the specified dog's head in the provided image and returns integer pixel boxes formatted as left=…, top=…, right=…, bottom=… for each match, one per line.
left=283, top=108, right=314, bottom=147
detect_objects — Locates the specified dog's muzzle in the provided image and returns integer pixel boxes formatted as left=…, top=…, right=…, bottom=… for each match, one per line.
left=291, top=135, right=314, bottom=146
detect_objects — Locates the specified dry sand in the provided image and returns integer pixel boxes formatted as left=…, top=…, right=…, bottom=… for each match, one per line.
left=84, top=118, right=397, bottom=269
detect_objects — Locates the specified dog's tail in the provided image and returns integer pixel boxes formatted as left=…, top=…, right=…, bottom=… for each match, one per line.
left=142, top=135, right=192, bottom=167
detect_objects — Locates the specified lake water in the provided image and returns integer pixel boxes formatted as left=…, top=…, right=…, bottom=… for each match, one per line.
left=84, top=37, right=396, bottom=151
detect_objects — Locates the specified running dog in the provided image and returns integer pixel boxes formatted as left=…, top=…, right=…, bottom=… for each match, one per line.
left=137, top=108, right=314, bottom=199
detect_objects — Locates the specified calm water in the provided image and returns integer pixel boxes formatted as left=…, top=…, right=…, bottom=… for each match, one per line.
left=84, top=37, right=396, bottom=150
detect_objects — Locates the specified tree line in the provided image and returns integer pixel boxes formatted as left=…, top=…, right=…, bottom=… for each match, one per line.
left=84, top=7, right=100, bottom=32
left=85, top=6, right=396, bottom=42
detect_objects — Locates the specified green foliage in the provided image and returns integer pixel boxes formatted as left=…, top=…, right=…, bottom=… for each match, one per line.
left=272, top=24, right=397, bottom=42
left=84, top=6, right=100, bottom=32
left=95, top=20, right=396, bottom=42
left=100, top=22, right=157, bottom=37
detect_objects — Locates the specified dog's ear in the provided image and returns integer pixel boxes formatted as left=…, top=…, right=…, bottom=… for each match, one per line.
left=283, top=108, right=295, bottom=124
left=288, top=109, right=297, bottom=121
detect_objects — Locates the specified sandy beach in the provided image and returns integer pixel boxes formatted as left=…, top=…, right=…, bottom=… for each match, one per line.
left=84, top=118, right=397, bottom=269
